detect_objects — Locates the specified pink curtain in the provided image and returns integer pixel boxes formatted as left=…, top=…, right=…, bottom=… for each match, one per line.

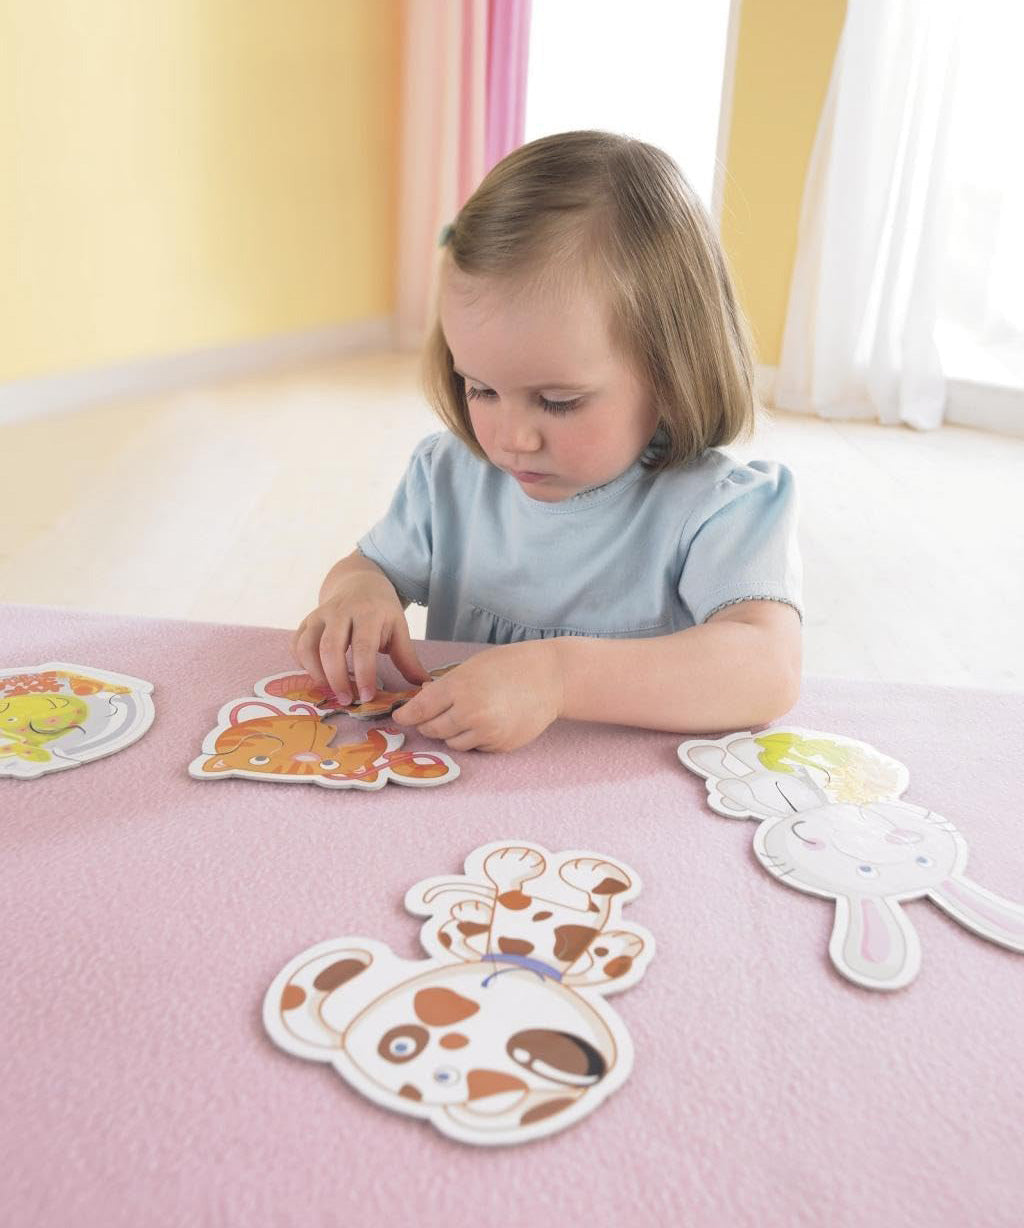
left=395, top=0, right=532, bottom=349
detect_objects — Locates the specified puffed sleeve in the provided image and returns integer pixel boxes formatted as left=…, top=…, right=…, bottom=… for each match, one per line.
left=356, top=433, right=440, bottom=606
left=677, top=461, right=803, bottom=625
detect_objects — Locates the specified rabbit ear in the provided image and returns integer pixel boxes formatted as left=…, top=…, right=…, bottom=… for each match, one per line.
left=928, top=876, right=1024, bottom=952
left=829, top=895, right=921, bottom=991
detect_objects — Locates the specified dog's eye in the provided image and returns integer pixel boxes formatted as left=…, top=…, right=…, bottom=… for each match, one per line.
left=378, top=1024, right=428, bottom=1064
left=915, top=855, right=934, bottom=867
left=319, top=759, right=340, bottom=770
left=433, top=1066, right=460, bottom=1086
left=857, top=864, right=879, bottom=878
left=248, top=755, right=271, bottom=766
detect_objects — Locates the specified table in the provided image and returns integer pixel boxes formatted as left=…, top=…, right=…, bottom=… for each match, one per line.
left=3, top=603, right=1022, bottom=1227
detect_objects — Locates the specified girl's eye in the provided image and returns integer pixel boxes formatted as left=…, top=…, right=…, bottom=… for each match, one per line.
left=539, top=395, right=583, bottom=416
left=248, top=755, right=271, bottom=766
left=433, top=1066, right=460, bottom=1085
left=464, top=385, right=495, bottom=401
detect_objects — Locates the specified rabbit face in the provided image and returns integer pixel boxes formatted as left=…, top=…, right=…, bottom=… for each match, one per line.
left=338, top=960, right=616, bottom=1136
left=759, top=802, right=961, bottom=897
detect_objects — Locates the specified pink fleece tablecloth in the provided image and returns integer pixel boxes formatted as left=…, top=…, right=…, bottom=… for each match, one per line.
left=2, top=603, right=1022, bottom=1227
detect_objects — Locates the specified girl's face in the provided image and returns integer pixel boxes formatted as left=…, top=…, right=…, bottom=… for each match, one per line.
left=440, top=266, right=658, bottom=502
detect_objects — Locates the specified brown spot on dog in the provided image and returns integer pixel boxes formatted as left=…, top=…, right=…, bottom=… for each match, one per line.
left=593, top=946, right=608, bottom=957
left=498, top=937, right=535, bottom=956
left=457, top=920, right=489, bottom=937
left=521, top=1097, right=576, bottom=1125
left=532, top=910, right=553, bottom=921
left=438, top=930, right=452, bottom=949
left=497, top=890, right=531, bottom=910
left=588, top=900, right=600, bottom=912
left=553, top=924, right=599, bottom=963
left=605, top=956, right=633, bottom=978
left=466, top=1069, right=528, bottom=1100
left=440, top=1032, right=469, bottom=1049
left=592, top=876, right=628, bottom=895
left=280, top=984, right=305, bottom=1010
left=414, top=987, right=479, bottom=1026
left=399, top=1084, right=422, bottom=1101
left=313, top=958, right=367, bottom=992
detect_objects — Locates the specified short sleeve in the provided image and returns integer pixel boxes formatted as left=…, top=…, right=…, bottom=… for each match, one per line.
left=677, top=461, right=803, bottom=625
left=356, top=433, right=440, bottom=606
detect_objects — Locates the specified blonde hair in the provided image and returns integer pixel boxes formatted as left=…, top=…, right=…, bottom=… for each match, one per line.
left=423, top=130, right=757, bottom=470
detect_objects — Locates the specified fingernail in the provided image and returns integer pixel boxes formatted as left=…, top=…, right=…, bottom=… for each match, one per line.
left=359, top=690, right=374, bottom=704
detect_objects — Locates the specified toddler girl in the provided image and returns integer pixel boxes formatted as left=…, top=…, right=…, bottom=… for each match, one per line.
left=293, top=131, right=802, bottom=752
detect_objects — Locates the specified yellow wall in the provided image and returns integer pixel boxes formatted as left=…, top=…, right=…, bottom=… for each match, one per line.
left=721, top=0, right=847, bottom=366
left=0, top=0, right=401, bottom=383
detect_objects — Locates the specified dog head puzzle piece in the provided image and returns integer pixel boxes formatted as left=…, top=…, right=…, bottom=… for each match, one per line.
left=189, top=697, right=458, bottom=789
left=263, top=841, right=655, bottom=1145
left=678, top=727, right=1024, bottom=991
left=255, top=664, right=460, bottom=720
left=0, top=662, right=155, bottom=779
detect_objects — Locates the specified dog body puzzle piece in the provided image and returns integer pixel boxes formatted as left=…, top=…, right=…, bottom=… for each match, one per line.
left=678, top=726, right=1024, bottom=991
left=263, top=840, right=655, bottom=1145
left=189, top=696, right=458, bottom=789
left=255, top=664, right=460, bottom=720
left=0, top=662, right=155, bottom=779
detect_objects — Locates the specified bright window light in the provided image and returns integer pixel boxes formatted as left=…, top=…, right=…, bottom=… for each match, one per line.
left=524, top=1, right=733, bottom=211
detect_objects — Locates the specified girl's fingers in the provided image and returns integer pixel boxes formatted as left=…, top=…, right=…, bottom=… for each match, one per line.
left=387, top=618, right=431, bottom=685
left=293, top=619, right=328, bottom=683
left=393, top=681, right=451, bottom=726
left=350, top=619, right=385, bottom=703
left=414, top=707, right=465, bottom=741
left=319, top=620, right=355, bottom=704
left=444, top=730, right=481, bottom=752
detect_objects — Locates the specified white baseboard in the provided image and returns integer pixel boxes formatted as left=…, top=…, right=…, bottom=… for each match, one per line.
left=755, top=363, right=1024, bottom=437
left=0, top=317, right=395, bottom=426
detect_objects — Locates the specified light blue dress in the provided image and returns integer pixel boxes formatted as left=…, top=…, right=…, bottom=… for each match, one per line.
left=358, top=431, right=802, bottom=644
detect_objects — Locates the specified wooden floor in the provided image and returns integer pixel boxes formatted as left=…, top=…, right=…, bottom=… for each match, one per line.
left=2, top=349, right=1022, bottom=690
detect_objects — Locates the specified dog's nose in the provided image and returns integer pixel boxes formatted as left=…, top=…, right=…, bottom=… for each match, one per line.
left=466, top=1069, right=528, bottom=1101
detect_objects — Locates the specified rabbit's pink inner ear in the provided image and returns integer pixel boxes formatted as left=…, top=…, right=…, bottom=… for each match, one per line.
left=938, top=879, right=1024, bottom=937
left=859, top=898, right=893, bottom=964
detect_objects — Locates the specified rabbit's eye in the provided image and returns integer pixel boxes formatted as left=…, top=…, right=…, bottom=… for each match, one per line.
left=319, top=759, right=340, bottom=770
left=915, top=855, right=934, bottom=867
left=248, top=755, right=271, bottom=766
left=857, top=864, right=879, bottom=878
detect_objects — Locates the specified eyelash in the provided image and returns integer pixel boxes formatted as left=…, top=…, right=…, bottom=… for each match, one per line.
left=464, top=385, right=583, bottom=416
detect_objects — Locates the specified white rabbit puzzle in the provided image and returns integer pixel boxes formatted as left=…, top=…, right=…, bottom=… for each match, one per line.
left=677, top=727, right=1024, bottom=991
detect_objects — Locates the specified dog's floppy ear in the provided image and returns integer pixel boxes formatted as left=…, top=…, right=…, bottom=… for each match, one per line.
left=264, top=940, right=389, bottom=1060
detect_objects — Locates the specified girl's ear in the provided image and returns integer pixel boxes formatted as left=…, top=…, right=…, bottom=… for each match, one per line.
left=829, top=895, right=921, bottom=991
left=927, top=877, right=1024, bottom=952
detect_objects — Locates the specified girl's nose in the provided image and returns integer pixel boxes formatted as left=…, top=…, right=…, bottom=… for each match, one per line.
left=497, top=409, right=543, bottom=455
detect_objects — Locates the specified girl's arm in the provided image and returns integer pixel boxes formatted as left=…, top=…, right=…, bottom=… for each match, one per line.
left=553, top=600, right=802, bottom=732
left=393, top=600, right=801, bottom=751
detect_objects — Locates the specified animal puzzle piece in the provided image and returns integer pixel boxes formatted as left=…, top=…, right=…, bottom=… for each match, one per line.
left=264, top=840, right=655, bottom=1145
left=189, top=697, right=458, bottom=789
left=678, top=727, right=1024, bottom=990
left=0, top=663, right=155, bottom=779
left=255, top=664, right=460, bottom=720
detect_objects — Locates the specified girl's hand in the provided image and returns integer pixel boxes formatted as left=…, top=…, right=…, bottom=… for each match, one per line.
left=292, top=557, right=430, bottom=705
left=391, top=641, right=564, bottom=752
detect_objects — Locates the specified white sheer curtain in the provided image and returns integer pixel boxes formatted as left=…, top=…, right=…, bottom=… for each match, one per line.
left=774, top=0, right=962, bottom=429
